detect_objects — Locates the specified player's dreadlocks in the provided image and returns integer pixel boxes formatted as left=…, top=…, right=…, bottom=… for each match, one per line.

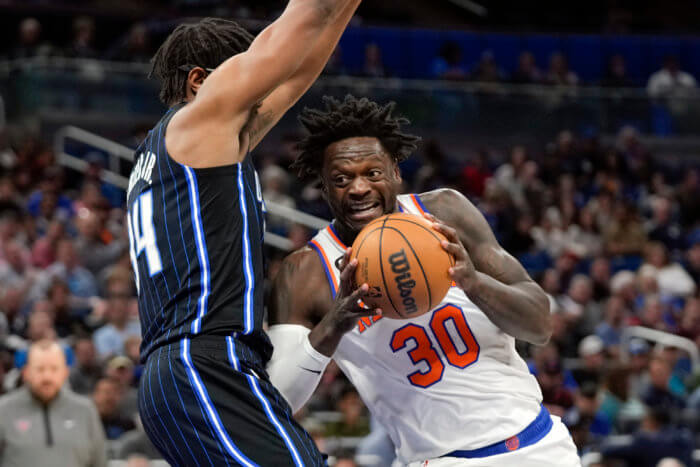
left=293, top=95, right=421, bottom=180
left=149, top=18, right=254, bottom=106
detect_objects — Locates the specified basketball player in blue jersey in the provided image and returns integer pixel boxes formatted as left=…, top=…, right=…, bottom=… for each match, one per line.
left=265, top=96, right=581, bottom=466
left=126, top=3, right=362, bottom=465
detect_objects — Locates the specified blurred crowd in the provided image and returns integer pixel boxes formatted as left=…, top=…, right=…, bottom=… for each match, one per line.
left=4, top=15, right=699, bottom=100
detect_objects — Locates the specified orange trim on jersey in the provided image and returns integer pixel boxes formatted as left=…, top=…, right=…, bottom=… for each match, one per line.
left=410, top=194, right=427, bottom=215
left=326, top=226, right=348, bottom=250
left=309, top=239, right=338, bottom=295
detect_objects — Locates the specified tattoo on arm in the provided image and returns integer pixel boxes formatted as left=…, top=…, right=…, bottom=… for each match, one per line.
left=247, top=109, right=276, bottom=149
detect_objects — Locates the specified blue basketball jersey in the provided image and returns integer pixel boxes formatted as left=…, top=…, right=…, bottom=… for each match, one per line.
left=127, top=104, right=268, bottom=361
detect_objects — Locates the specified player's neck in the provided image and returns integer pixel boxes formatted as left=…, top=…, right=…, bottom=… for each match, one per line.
left=331, top=220, right=358, bottom=248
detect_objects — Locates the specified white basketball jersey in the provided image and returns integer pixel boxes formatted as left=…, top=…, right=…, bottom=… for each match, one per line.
left=308, top=194, right=544, bottom=464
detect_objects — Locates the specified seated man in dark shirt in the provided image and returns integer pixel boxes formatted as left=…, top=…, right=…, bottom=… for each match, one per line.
left=600, top=408, right=693, bottom=467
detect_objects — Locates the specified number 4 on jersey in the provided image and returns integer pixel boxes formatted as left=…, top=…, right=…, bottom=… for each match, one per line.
left=128, top=190, right=163, bottom=292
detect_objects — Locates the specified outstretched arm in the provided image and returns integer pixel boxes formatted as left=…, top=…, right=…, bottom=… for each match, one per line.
left=247, top=0, right=362, bottom=150
left=425, top=189, right=552, bottom=345
left=167, top=0, right=358, bottom=165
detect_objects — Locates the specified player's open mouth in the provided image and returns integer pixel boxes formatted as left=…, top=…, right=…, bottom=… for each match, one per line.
left=347, top=201, right=382, bottom=221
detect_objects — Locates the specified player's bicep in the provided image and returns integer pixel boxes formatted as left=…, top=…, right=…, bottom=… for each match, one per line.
left=197, top=2, right=329, bottom=117
left=431, top=189, right=532, bottom=285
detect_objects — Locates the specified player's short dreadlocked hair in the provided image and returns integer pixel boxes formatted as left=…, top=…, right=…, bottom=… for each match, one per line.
left=149, top=18, right=254, bottom=105
left=292, top=95, right=421, bottom=180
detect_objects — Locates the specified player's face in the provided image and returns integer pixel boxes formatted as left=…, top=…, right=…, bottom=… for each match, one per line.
left=322, top=137, right=402, bottom=237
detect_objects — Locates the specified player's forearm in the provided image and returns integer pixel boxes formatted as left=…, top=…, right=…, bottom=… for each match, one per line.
left=465, top=273, right=551, bottom=345
left=290, top=0, right=360, bottom=80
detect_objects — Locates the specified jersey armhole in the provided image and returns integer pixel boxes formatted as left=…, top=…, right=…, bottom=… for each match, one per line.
left=308, top=240, right=338, bottom=300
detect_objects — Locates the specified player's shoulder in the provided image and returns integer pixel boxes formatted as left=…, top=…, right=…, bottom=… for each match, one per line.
left=417, top=188, right=475, bottom=218
left=275, top=245, right=327, bottom=286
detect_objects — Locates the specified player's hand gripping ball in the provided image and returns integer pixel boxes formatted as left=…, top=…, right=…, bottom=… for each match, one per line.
left=350, top=212, right=454, bottom=319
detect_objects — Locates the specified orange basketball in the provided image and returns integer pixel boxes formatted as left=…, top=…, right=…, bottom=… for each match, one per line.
left=350, top=212, right=455, bottom=319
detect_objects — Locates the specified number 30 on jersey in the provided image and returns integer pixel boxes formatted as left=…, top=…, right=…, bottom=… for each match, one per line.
left=390, top=304, right=480, bottom=388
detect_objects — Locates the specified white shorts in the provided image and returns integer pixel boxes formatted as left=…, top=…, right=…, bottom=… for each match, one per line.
left=406, top=416, right=581, bottom=467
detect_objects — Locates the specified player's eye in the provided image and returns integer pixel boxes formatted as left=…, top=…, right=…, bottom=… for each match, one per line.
left=334, top=175, right=350, bottom=186
left=368, top=169, right=383, bottom=178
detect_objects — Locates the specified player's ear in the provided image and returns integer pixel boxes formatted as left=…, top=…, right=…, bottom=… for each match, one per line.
left=392, top=162, right=402, bottom=183
left=187, top=67, right=208, bottom=96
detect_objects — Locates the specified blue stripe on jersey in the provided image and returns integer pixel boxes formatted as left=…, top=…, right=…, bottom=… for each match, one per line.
left=183, top=166, right=211, bottom=335
left=225, top=337, right=304, bottom=467
left=181, top=338, right=258, bottom=467
left=413, top=193, right=431, bottom=214
left=237, top=164, right=254, bottom=334
left=308, top=241, right=337, bottom=299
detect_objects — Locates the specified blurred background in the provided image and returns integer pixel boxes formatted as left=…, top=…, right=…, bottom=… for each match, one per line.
left=0, top=1, right=699, bottom=466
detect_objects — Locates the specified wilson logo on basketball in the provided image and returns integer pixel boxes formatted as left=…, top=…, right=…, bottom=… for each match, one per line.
left=388, top=249, right=418, bottom=315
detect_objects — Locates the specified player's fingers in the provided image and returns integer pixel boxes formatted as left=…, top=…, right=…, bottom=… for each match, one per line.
left=422, top=212, right=436, bottom=222
left=338, top=247, right=353, bottom=273
left=347, top=282, right=369, bottom=302
left=431, top=221, right=460, bottom=244
left=338, top=258, right=358, bottom=296
left=354, top=307, right=382, bottom=319
left=440, top=240, right=466, bottom=260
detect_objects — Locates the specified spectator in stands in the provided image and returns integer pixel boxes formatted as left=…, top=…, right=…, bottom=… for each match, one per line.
left=471, top=50, right=503, bottom=83
left=105, top=355, right=138, bottom=420
left=0, top=340, right=107, bottom=467
left=676, top=169, right=699, bottom=228
left=559, top=275, right=601, bottom=336
left=9, top=18, right=53, bottom=59
left=92, top=377, right=136, bottom=440
left=511, top=51, right=542, bottom=84
left=324, top=387, right=370, bottom=437
left=589, top=256, right=612, bottom=301
left=33, top=239, right=98, bottom=301
left=595, top=296, right=628, bottom=353
left=600, top=408, right=694, bottom=467
left=0, top=240, right=37, bottom=310
left=573, top=335, right=606, bottom=387
left=93, top=272, right=139, bottom=361
left=640, top=357, right=686, bottom=411
left=564, top=382, right=611, bottom=450
left=677, top=297, right=699, bottom=345
left=646, top=197, right=684, bottom=252
left=545, top=52, right=579, bottom=86
left=70, top=336, right=101, bottom=395
left=431, top=41, right=468, bottom=80
left=685, top=241, right=700, bottom=286
left=74, top=207, right=127, bottom=277
left=66, top=16, right=97, bottom=59
left=107, top=23, right=152, bottom=63
left=537, top=359, right=575, bottom=416
left=602, top=54, right=634, bottom=87
left=640, top=242, right=696, bottom=298
left=604, top=200, right=648, bottom=256
left=359, top=43, right=388, bottom=78
left=31, top=219, right=65, bottom=268
left=647, top=55, right=697, bottom=99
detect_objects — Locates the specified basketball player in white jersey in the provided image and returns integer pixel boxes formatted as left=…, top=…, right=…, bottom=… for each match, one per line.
left=265, top=95, right=581, bottom=466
